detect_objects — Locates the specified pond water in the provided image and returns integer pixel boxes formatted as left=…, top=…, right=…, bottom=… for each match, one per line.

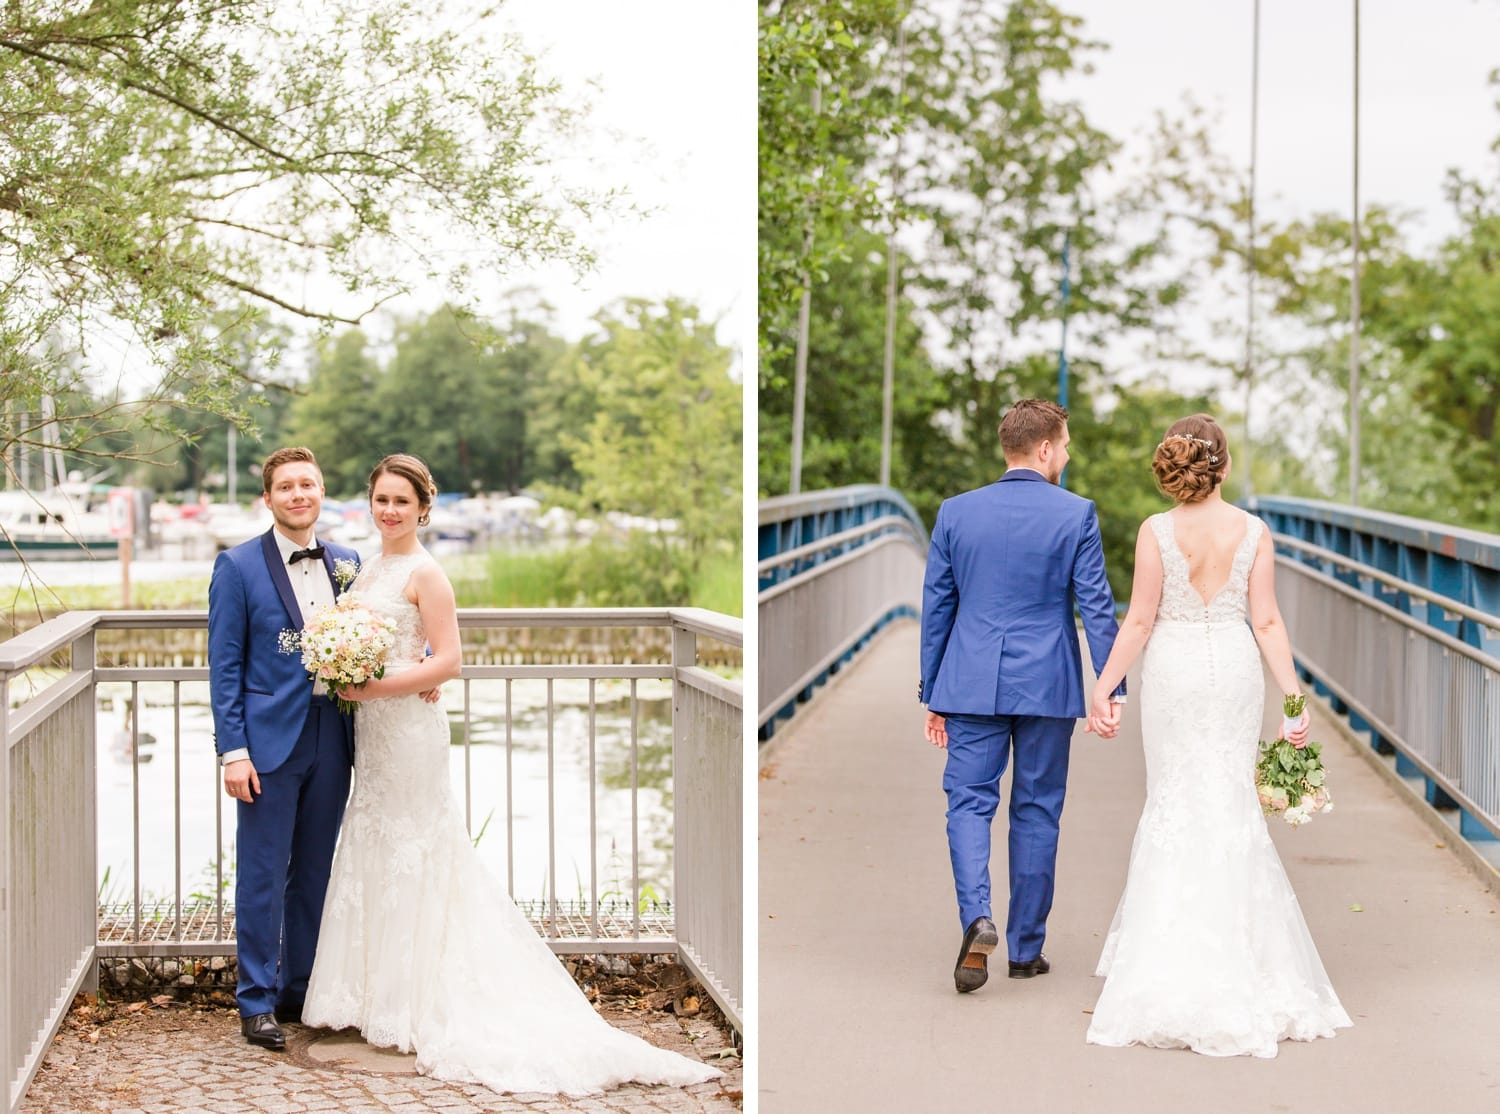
left=95, top=677, right=676, bottom=910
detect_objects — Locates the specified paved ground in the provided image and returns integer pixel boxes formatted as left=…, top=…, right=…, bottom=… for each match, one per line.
left=21, top=998, right=740, bottom=1113
left=759, top=621, right=1500, bottom=1113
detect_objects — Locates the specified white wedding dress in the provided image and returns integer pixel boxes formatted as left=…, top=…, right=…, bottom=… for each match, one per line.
left=302, top=550, right=721, bottom=1094
left=1086, top=512, right=1352, bottom=1057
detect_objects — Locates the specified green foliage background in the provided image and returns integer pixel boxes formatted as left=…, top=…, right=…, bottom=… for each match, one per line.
left=760, top=0, right=1500, bottom=596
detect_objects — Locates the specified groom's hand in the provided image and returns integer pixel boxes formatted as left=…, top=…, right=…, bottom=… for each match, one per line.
left=924, top=711, right=947, bottom=748
left=224, top=759, right=261, bottom=803
left=1085, top=691, right=1120, bottom=738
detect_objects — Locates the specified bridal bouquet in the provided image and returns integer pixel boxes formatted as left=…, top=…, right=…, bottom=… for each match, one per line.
left=278, top=594, right=396, bottom=715
left=1255, top=694, right=1334, bottom=826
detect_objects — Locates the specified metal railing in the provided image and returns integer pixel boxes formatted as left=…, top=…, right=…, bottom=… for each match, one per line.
left=2, top=607, right=742, bottom=1110
left=758, top=487, right=927, bottom=734
left=1274, top=549, right=1500, bottom=842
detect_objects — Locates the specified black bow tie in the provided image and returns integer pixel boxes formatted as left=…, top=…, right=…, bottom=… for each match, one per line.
left=289, top=545, right=325, bottom=565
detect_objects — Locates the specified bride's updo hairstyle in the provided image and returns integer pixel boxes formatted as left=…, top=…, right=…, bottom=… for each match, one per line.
left=368, top=453, right=439, bottom=527
left=1152, top=414, right=1228, bottom=504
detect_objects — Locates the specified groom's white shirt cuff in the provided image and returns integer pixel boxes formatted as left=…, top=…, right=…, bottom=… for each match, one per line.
left=220, top=748, right=250, bottom=766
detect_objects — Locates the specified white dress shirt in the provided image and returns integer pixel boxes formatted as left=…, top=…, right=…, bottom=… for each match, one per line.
left=220, top=530, right=336, bottom=767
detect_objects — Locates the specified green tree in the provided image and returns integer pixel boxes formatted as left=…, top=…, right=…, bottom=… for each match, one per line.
left=285, top=328, right=388, bottom=495
left=569, top=299, right=741, bottom=602
left=2, top=0, right=598, bottom=489
left=759, top=0, right=906, bottom=370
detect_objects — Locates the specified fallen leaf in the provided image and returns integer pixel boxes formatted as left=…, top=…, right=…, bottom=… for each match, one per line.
left=125, top=1002, right=147, bottom=1014
left=150, top=995, right=173, bottom=1008
left=705, top=1047, right=742, bottom=1061
left=1350, top=903, right=1364, bottom=912
left=1435, top=842, right=1446, bottom=849
left=86, top=1029, right=100, bottom=1044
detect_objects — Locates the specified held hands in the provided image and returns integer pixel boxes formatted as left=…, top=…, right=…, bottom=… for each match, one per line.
left=1085, top=685, right=1122, bottom=739
left=925, top=711, right=948, bottom=748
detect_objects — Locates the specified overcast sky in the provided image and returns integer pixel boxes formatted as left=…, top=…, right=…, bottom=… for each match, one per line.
left=491, top=1, right=753, bottom=362
left=1061, top=0, right=1500, bottom=248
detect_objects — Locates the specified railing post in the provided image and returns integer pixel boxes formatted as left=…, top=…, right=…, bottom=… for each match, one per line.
left=1, top=672, right=11, bottom=1113
left=71, top=627, right=98, bottom=997
left=670, top=619, right=696, bottom=964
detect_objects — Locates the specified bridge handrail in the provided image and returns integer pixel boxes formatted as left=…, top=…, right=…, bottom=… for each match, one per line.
left=1253, top=494, right=1500, bottom=570
left=757, top=515, right=925, bottom=575
left=1271, top=535, right=1500, bottom=635
left=758, top=486, right=928, bottom=736
left=1276, top=555, right=1500, bottom=842
left=759, top=484, right=928, bottom=536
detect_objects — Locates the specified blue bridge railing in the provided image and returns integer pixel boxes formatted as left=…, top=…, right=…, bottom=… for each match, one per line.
left=1253, top=496, right=1500, bottom=846
left=757, top=486, right=928, bottom=740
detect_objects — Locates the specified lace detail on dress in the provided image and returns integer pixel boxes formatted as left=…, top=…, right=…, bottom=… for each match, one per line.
left=1086, top=511, right=1351, bottom=1058
left=302, top=547, right=719, bottom=1094
left=1149, top=512, right=1263, bottom=624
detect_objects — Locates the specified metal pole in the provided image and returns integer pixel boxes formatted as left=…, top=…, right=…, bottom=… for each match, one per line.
left=1057, top=227, right=1072, bottom=490
left=1057, top=229, right=1072, bottom=412
left=1350, top=0, right=1362, bottom=505
left=789, top=84, right=821, bottom=497
left=1244, top=0, right=1261, bottom=500
left=226, top=424, right=237, bottom=506
left=880, top=19, right=907, bottom=489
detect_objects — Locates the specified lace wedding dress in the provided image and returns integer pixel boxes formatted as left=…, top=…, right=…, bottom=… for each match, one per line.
left=302, top=550, right=720, bottom=1094
left=1085, top=513, right=1352, bottom=1058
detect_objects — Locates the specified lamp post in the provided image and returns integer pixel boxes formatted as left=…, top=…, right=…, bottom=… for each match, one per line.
left=1350, top=0, right=1362, bottom=506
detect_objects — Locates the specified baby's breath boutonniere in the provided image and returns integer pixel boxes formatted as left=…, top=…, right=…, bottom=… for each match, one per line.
left=333, top=558, right=360, bottom=592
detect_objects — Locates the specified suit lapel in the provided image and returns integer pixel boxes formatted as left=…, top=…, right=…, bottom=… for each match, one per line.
left=260, top=529, right=303, bottom=627
left=318, top=546, right=342, bottom=599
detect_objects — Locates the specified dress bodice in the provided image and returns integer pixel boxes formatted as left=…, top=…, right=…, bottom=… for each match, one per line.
left=1149, top=511, right=1263, bottom=624
left=350, top=550, right=434, bottom=666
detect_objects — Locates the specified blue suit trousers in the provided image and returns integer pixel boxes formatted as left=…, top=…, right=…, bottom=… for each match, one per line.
left=234, top=696, right=351, bottom=1018
left=942, top=713, right=1072, bottom=963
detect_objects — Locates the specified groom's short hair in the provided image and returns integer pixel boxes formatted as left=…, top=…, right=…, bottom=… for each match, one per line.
left=999, top=399, right=1069, bottom=459
left=261, top=446, right=322, bottom=494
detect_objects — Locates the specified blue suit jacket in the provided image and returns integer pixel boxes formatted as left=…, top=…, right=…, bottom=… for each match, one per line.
left=920, top=470, right=1123, bottom=718
left=208, top=529, right=361, bottom=772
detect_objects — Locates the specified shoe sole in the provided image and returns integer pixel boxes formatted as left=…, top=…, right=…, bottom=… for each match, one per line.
left=954, top=926, right=1000, bottom=993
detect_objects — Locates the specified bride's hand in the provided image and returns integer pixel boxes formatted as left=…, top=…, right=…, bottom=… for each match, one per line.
left=1279, top=713, right=1310, bottom=749
left=1086, top=687, right=1118, bottom=738
left=334, top=681, right=377, bottom=703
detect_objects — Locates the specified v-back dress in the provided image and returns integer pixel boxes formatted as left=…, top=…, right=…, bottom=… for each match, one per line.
left=1085, top=513, right=1352, bottom=1057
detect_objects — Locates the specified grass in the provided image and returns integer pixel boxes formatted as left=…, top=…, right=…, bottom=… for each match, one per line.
left=2, top=539, right=743, bottom=629
left=454, top=539, right=742, bottom=616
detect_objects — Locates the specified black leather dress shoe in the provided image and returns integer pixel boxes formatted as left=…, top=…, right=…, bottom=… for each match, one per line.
left=273, top=1004, right=302, bottom=1026
left=954, top=915, right=1000, bottom=993
left=241, top=1013, right=285, bottom=1050
left=1008, top=953, right=1051, bottom=979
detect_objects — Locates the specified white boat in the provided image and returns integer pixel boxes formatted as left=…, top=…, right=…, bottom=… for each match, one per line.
left=0, top=486, right=119, bottom=559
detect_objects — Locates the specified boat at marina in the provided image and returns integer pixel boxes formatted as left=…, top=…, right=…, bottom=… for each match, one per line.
left=0, top=485, right=119, bottom=559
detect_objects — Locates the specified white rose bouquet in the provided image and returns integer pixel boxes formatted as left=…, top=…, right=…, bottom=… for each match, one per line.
left=1254, top=694, right=1334, bottom=826
left=278, top=593, right=396, bottom=715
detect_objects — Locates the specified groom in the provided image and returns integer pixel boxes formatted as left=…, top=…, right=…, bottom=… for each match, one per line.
left=208, top=446, right=360, bottom=1050
left=919, top=399, right=1125, bottom=993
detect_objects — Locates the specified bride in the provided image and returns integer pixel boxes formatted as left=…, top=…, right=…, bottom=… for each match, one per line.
left=1082, top=415, right=1352, bottom=1058
left=300, top=453, right=721, bottom=1094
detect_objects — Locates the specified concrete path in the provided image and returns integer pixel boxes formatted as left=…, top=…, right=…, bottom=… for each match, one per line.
left=759, top=621, right=1500, bottom=1113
